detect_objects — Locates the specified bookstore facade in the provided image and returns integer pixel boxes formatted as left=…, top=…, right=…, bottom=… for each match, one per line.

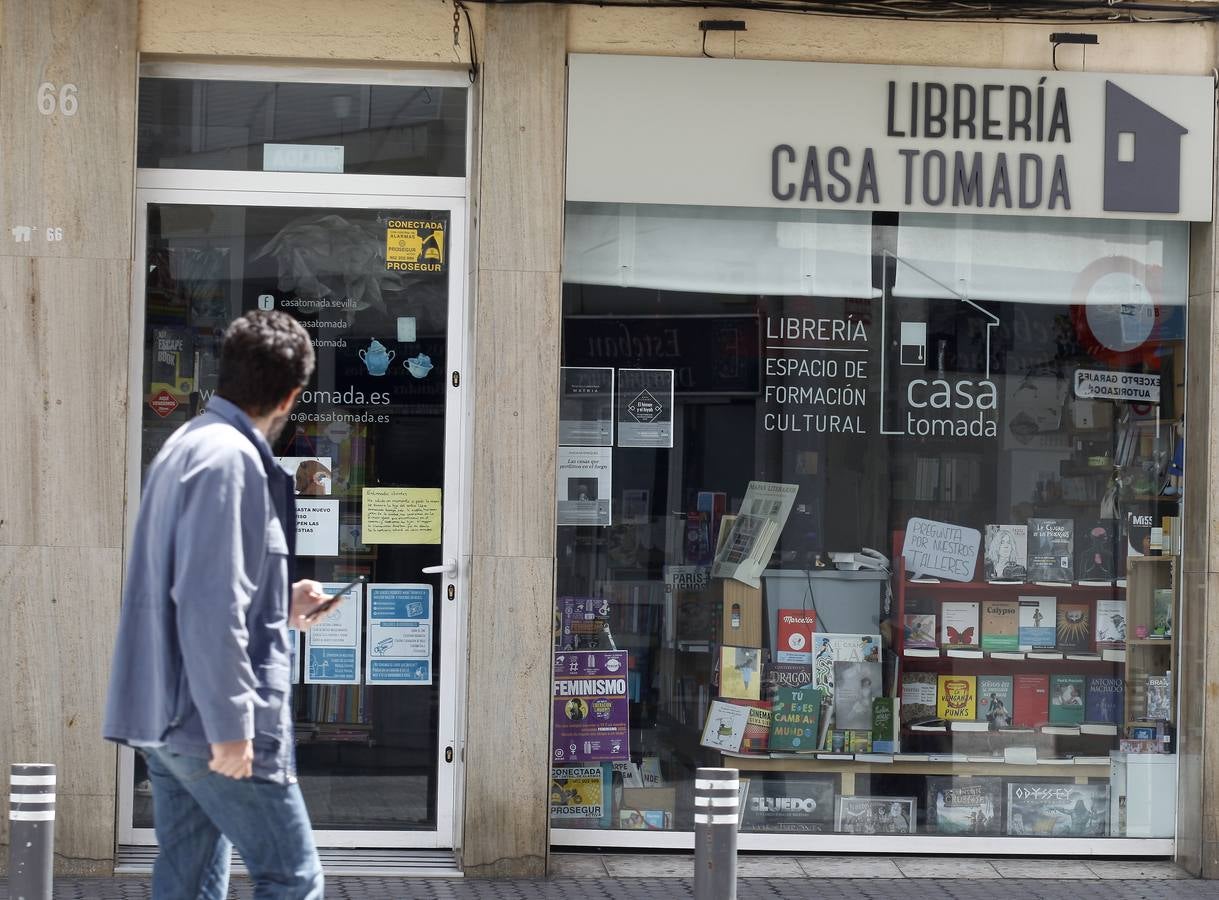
left=548, top=54, right=1214, bottom=854
left=15, top=1, right=1219, bottom=880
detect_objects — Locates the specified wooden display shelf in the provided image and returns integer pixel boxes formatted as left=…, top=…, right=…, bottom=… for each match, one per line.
left=721, top=754, right=1104, bottom=794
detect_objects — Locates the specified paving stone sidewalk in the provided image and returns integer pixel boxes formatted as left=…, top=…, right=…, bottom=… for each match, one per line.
left=3, top=877, right=1219, bottom=900
left=0, top=856, right=1206, bottom=899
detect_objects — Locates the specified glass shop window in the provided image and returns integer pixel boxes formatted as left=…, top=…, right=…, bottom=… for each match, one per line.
left=549, top=202, right=1186, bottom=843
left=138, top=78, right=467, bottom=177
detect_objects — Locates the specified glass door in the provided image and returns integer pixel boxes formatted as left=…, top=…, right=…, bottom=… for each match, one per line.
left=120, top=189, right=466, bottom=849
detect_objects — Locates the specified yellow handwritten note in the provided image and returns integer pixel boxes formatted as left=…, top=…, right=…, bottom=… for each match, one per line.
left=361, top=487, right=442, bottom=545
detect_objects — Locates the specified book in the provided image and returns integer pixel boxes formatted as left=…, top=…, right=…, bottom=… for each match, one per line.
left=835, top=796, right=917, bottom=834
left=1084, top=676, right=1124, bottom=725
left=940, top=602, right=980, bottom=648
left=699, top=699, right=751, bottom=752
left=1048, top=674, right=1086, bottom=725
left=846, top=730, right=872, bottom=752
left=1077, top=519, right=1118, bottom=583
left=1146, top=675, right=1172, bottom=719
left=871, top=697, right=899, bottom=753
left=740, top=775, right=836, bottom=833
left=1153, top=589, right=1174, bottom=638
left=812, top=633, right=882, bottom=702
left=936, top=674, right=977, bottom=722
left=775, top=608, right=818, bottom=664
left=1012, top=674, right=1050, bottom=727
left=1027, top=517, right=1074, bottom=583
left=900, top=672, right=937, bottom=725
left=1018, top=596, right=1057, bottom=650
left=1095, top=599, right=1127, bottom=648
left=903, top=613, right=938, bottom=650
left=984, top=524, right=1028, bottom=582
left=1056, top=602, right=1091, bottom=652
left=769, top=687, right=824, bottom=752
left=730, top=700, right=772, bottom=753
left=976, top=675, right=1014, bottom=730
left=926, top=776, right=1003, bottom=835
left=833, top=661, right=882, bottom=731
left=762, top=662, right=813, bottom=700
left=719, top=646, right=763, bottom=700
left=1006, top=782, right=1110, bottom=836
left=980, top=600, right=1020, bottom=651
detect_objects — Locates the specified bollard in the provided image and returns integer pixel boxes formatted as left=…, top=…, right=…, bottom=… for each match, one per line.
left=8, top=763, right=55, bottom=900
left=693, top=766, right=739, bottom=900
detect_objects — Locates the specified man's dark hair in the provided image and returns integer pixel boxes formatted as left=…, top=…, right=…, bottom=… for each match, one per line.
left=216, top=310, right=315, bottom=415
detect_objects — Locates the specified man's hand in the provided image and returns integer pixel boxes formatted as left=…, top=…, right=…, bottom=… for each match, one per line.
left=291, top=579, right=329, bottom=630
left=209, top=739, right=253, bottom=779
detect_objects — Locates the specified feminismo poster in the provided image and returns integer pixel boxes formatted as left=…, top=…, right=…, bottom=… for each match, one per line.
left=552, top=650, right=630, bottom=764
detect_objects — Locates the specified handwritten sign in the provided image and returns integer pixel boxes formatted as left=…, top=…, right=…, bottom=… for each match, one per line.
left=362, top=487, right=442, bottom=545
left=902, top=517, right=980, bottom=582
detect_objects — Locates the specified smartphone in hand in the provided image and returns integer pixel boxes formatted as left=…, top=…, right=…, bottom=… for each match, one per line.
left=304, top=576, right=364, bottom=623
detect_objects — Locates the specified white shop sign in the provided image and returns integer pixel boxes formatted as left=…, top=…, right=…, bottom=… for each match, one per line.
left=1074, top=368, right=1161, bottom=402
left=567, top=54, right=1214, bottom=222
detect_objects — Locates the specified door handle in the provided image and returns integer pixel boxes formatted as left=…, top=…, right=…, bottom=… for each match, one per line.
left=423, top=558, right=458, bottom=578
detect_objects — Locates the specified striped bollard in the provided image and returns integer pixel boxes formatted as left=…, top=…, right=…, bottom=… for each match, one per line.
left=693, top=767, right=738, bottom=900
left=8, top=764, right=55, bottom=900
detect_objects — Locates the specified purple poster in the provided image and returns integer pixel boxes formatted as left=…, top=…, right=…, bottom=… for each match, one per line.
left=552, top=650, right=630, bottom=765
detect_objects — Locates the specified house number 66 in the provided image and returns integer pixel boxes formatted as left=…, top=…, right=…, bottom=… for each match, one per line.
left=37, top=82, right=79, bottom=117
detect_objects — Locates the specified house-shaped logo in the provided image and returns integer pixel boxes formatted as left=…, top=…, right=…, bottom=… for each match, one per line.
left=1103, top=81, right=1188, bottom=215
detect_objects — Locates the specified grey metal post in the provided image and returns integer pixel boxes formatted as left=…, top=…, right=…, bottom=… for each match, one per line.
left=8, top=763, right=55, bottom=900
left=694, top=766, right=739, bottom=900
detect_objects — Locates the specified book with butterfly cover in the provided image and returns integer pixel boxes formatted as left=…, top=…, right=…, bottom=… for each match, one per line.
left=1018, top=596, right=1057, bottom=650
left=1056, top=602, right=1091, bottom=652
left=980, top=600, right=1019, bottom=651
left=1027, top=518, right=1074, bottom=583
left=940, top=602, right=980, bottom=649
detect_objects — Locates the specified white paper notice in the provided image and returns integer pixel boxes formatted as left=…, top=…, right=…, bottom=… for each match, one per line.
left=366, top=583, right=433, bottom=685
left=556, top=446, right=612, bottom=526
left=305, top=581, right=364, bottom=684
left=296, top=499, right=340, bottom=556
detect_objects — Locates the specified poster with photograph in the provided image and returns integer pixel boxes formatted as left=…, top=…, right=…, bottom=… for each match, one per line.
left=559, top=367, right=614, bottom=446
left=552, top=651, right=630, bottom=764
left=617, top=368, right=675, bottom=448
left=556, top=446, right=612, bottom=526
left=305, top=580, right=364, bottom=684
left=835, top=796, right=917, bottom=834
left=366, top=583, right=432, bottom=685
left=276, top=456, right=333, bottom=496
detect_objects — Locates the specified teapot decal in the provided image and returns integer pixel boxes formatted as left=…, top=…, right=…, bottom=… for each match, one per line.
left=359, top=339, right=395, bottom=376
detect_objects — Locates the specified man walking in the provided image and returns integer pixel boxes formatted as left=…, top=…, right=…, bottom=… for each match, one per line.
left=104, top=311, right=330, bottom=899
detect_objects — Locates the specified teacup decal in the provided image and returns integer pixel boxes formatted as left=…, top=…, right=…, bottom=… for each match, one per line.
left=359, top=339, right=395, bottom=376
left=406, top=352, right=434, bottom=379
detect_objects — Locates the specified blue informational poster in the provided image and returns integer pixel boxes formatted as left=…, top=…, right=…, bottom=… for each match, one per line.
left=366, top=583, right=433, bottom=685
left=305, top=581, right=364, bottom=684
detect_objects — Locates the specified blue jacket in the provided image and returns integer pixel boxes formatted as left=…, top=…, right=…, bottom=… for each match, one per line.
left=103, top=397, right=299, bottom=782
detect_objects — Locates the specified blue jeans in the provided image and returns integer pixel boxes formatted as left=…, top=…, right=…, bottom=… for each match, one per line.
left=142, top=746, right=323, bottom=900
